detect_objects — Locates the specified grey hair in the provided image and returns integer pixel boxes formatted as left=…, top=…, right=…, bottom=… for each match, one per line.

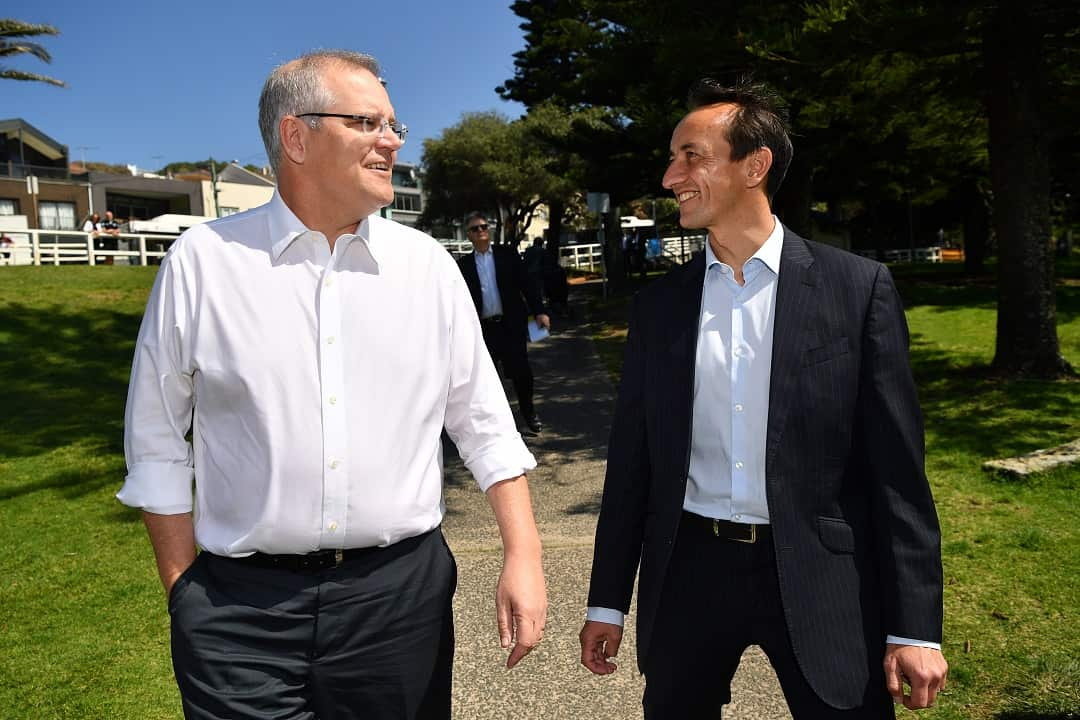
left=258, top=50, right=381, bottom=173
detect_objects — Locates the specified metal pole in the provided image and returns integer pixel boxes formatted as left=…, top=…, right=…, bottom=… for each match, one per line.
left=598, top=211, right=607, bottom=299
left=209, top=158, right=221, bottom=217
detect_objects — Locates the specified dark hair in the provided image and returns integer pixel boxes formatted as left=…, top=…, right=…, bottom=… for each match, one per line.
left=687, top=78, right=793, bottom=201
left=464, top=211, right=487, bottom=226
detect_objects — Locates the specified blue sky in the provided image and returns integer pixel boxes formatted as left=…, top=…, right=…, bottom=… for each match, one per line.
left=4, top=0, right=528, bottom=169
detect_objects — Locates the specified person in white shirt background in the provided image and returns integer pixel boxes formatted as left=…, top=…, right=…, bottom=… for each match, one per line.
left=118, top=49, right=546, bottom=720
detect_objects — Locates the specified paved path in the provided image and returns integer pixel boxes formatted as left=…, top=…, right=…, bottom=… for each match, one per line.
left=441, top=290, right=791, bottom=719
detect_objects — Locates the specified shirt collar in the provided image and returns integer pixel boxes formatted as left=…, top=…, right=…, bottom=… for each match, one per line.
left=266, top=190, right=378, bottom=264
left=704, top=215, right=784, bottom=277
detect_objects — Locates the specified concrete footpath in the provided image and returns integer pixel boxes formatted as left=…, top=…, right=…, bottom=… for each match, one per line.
left=441, top=289, right=791, bottom=719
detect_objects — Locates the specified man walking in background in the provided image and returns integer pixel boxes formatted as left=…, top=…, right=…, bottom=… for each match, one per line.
left=458, top=213, right=550, bottom=434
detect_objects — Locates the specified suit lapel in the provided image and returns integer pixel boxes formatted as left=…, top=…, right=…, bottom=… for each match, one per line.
left=460, top=251, right=482, bottom=312
left=766, top=228, right=817, bottom=475
left=670, top=254, right=706, bottom=478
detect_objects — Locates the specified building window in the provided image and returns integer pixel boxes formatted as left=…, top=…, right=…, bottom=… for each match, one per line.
left=220, top=207, right=240, bottom=216
left=0, top=198, right=18, bottom=215
left=392, top=168, right=418, bottom=188
left=393, top=193, right=420, bottom=212
left=39, top=201, right=77, bottom=230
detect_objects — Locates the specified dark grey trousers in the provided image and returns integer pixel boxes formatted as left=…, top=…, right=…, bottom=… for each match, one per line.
left=168, top=529, right=456, bottom=720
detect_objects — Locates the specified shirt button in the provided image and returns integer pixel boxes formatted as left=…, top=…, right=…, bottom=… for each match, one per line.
left=734, top=514, right=742, bottom=521
left=329, top=458, right=340, bottom=470
left=328, top=521, right=338, bottom=531
left=734, top=403, right=744, bottom=412
left=327, top=336, right=336, bottom=345
left=735, top=461, right=745, bottom=470
left=734, top=346, right=747, bottom=357
left=329, top=395, right=337, bottom=405
left=325, top=277, right=334, bottom=287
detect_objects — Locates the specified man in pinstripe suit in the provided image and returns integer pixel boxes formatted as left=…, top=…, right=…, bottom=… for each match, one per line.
left=579, top=79, right=948, bottom=718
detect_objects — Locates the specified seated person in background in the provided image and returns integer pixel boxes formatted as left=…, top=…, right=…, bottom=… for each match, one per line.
left=99, top=211, right=121, bottom=264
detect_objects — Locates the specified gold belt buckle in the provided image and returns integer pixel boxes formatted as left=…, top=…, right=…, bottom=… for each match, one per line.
left=735, top=525, right=757, bottom=544
left=334, top=549, right=344, bottom=566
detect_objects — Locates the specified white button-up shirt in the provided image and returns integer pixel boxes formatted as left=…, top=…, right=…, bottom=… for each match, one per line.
left=474, top=248, right=503, bottom=319
left=118, top=191, right=535, bottom=556
left=684, top=217, right=782, bottom=523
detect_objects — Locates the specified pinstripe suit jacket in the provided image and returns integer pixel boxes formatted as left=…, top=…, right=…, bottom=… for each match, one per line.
left=587, top=226, right=943, bottom=709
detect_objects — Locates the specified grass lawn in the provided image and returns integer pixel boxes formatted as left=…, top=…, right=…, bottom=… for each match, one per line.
left=586, top=257, right=1080, bottom=720
left=1, top=259, right=1077, bottom=719
left=0, top=267, right=179, bottom=718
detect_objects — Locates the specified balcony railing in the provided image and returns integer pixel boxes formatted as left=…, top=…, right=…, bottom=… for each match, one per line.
left=0, top=161, right=83, bottom=181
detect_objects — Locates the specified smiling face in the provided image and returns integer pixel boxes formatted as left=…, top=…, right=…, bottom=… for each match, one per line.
left=661, top=104, right=752, bottom=233
left=304, top=65, right=402, bottom=221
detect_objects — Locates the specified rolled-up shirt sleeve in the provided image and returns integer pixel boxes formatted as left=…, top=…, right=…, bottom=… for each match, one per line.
left=117, top=252, right=196, bottom=514
left=443, top=268, right=536, bottom=491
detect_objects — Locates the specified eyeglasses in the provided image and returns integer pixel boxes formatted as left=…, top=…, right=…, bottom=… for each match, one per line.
left=467, top=224, right=489, bottom=233
left=296, top=113, right=408, bottom=143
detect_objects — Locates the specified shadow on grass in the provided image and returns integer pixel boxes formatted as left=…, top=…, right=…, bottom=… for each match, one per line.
left=892, top=262, right=1080, bottom=324
left=995, top=714, right=1078, bottom=720
left=0, top=302, right=141, bottom=492
left=0, top=462, right=125, bottom=502
left=910, top=336, right=1079, bottom=461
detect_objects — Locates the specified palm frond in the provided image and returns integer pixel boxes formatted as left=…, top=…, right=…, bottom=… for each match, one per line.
left=0, top=41, right=52, bottom=62
left=0, top=19, right=61, bottom=38
left=0, top=68, right=66, bottom=87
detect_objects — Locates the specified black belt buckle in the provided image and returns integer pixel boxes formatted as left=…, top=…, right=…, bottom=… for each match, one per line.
left=482, top=314, right=503, bottom=323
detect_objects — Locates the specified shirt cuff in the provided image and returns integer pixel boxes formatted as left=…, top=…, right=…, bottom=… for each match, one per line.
left=468, top=439, right=537, bottom=492
left=116, top=461, right=195, bottom=514
left=887, top=635, right=941, bottom=650
left=586, top=607, right=625, bottom=627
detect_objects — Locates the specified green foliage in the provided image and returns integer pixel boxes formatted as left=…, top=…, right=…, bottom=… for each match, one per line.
left=80, top=160, right=133, bottom=175
left=157, top=159, right=228, bottom=176
left=419, top=108, right=595, bottom=242
left=0, top=18, right=65, bottom=87
left=502, top=0, right=1080, bottom=375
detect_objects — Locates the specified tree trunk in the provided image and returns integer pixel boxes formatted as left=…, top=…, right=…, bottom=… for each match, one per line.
left=545, top=199, right=565, bottom=258
left=960, top=179, right=989, bottom=275
left=985, top=3, right=1072, bottom=376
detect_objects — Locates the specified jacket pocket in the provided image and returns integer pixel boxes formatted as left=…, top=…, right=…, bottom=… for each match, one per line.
left=818, top=516, right=855, bottom=554
left=803, top=336, right=849, bottom=366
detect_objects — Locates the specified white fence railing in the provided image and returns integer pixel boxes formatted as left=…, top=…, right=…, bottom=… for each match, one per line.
left=2, top=231, right=710, bottom=271
left=0, top=228, right=179, bottom=267
left=855, top=247, right=944, bottom=263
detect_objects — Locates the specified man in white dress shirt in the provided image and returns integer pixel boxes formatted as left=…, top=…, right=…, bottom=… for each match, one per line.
left=119, top=50, right=546, bottom=720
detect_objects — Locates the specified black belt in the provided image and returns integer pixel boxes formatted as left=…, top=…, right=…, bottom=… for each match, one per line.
left=481, top=314, right=503, bottom=323
left=216, top=528, right=438, bottom=573
left=681, top=511, right=770, bottom=544
left=225, top=546, right=383, bottom=573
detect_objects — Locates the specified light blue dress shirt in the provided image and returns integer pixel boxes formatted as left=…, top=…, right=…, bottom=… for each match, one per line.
left=683, top=217, right=783, bottom=524
left=474, top=249, right=503, bottom=319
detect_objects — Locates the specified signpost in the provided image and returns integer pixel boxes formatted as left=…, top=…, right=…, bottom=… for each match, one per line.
left=586, top=192, right=610, bottom=297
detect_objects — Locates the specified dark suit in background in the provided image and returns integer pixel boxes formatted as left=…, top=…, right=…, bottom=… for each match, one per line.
left=459, top=239, right=547, bottom=430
